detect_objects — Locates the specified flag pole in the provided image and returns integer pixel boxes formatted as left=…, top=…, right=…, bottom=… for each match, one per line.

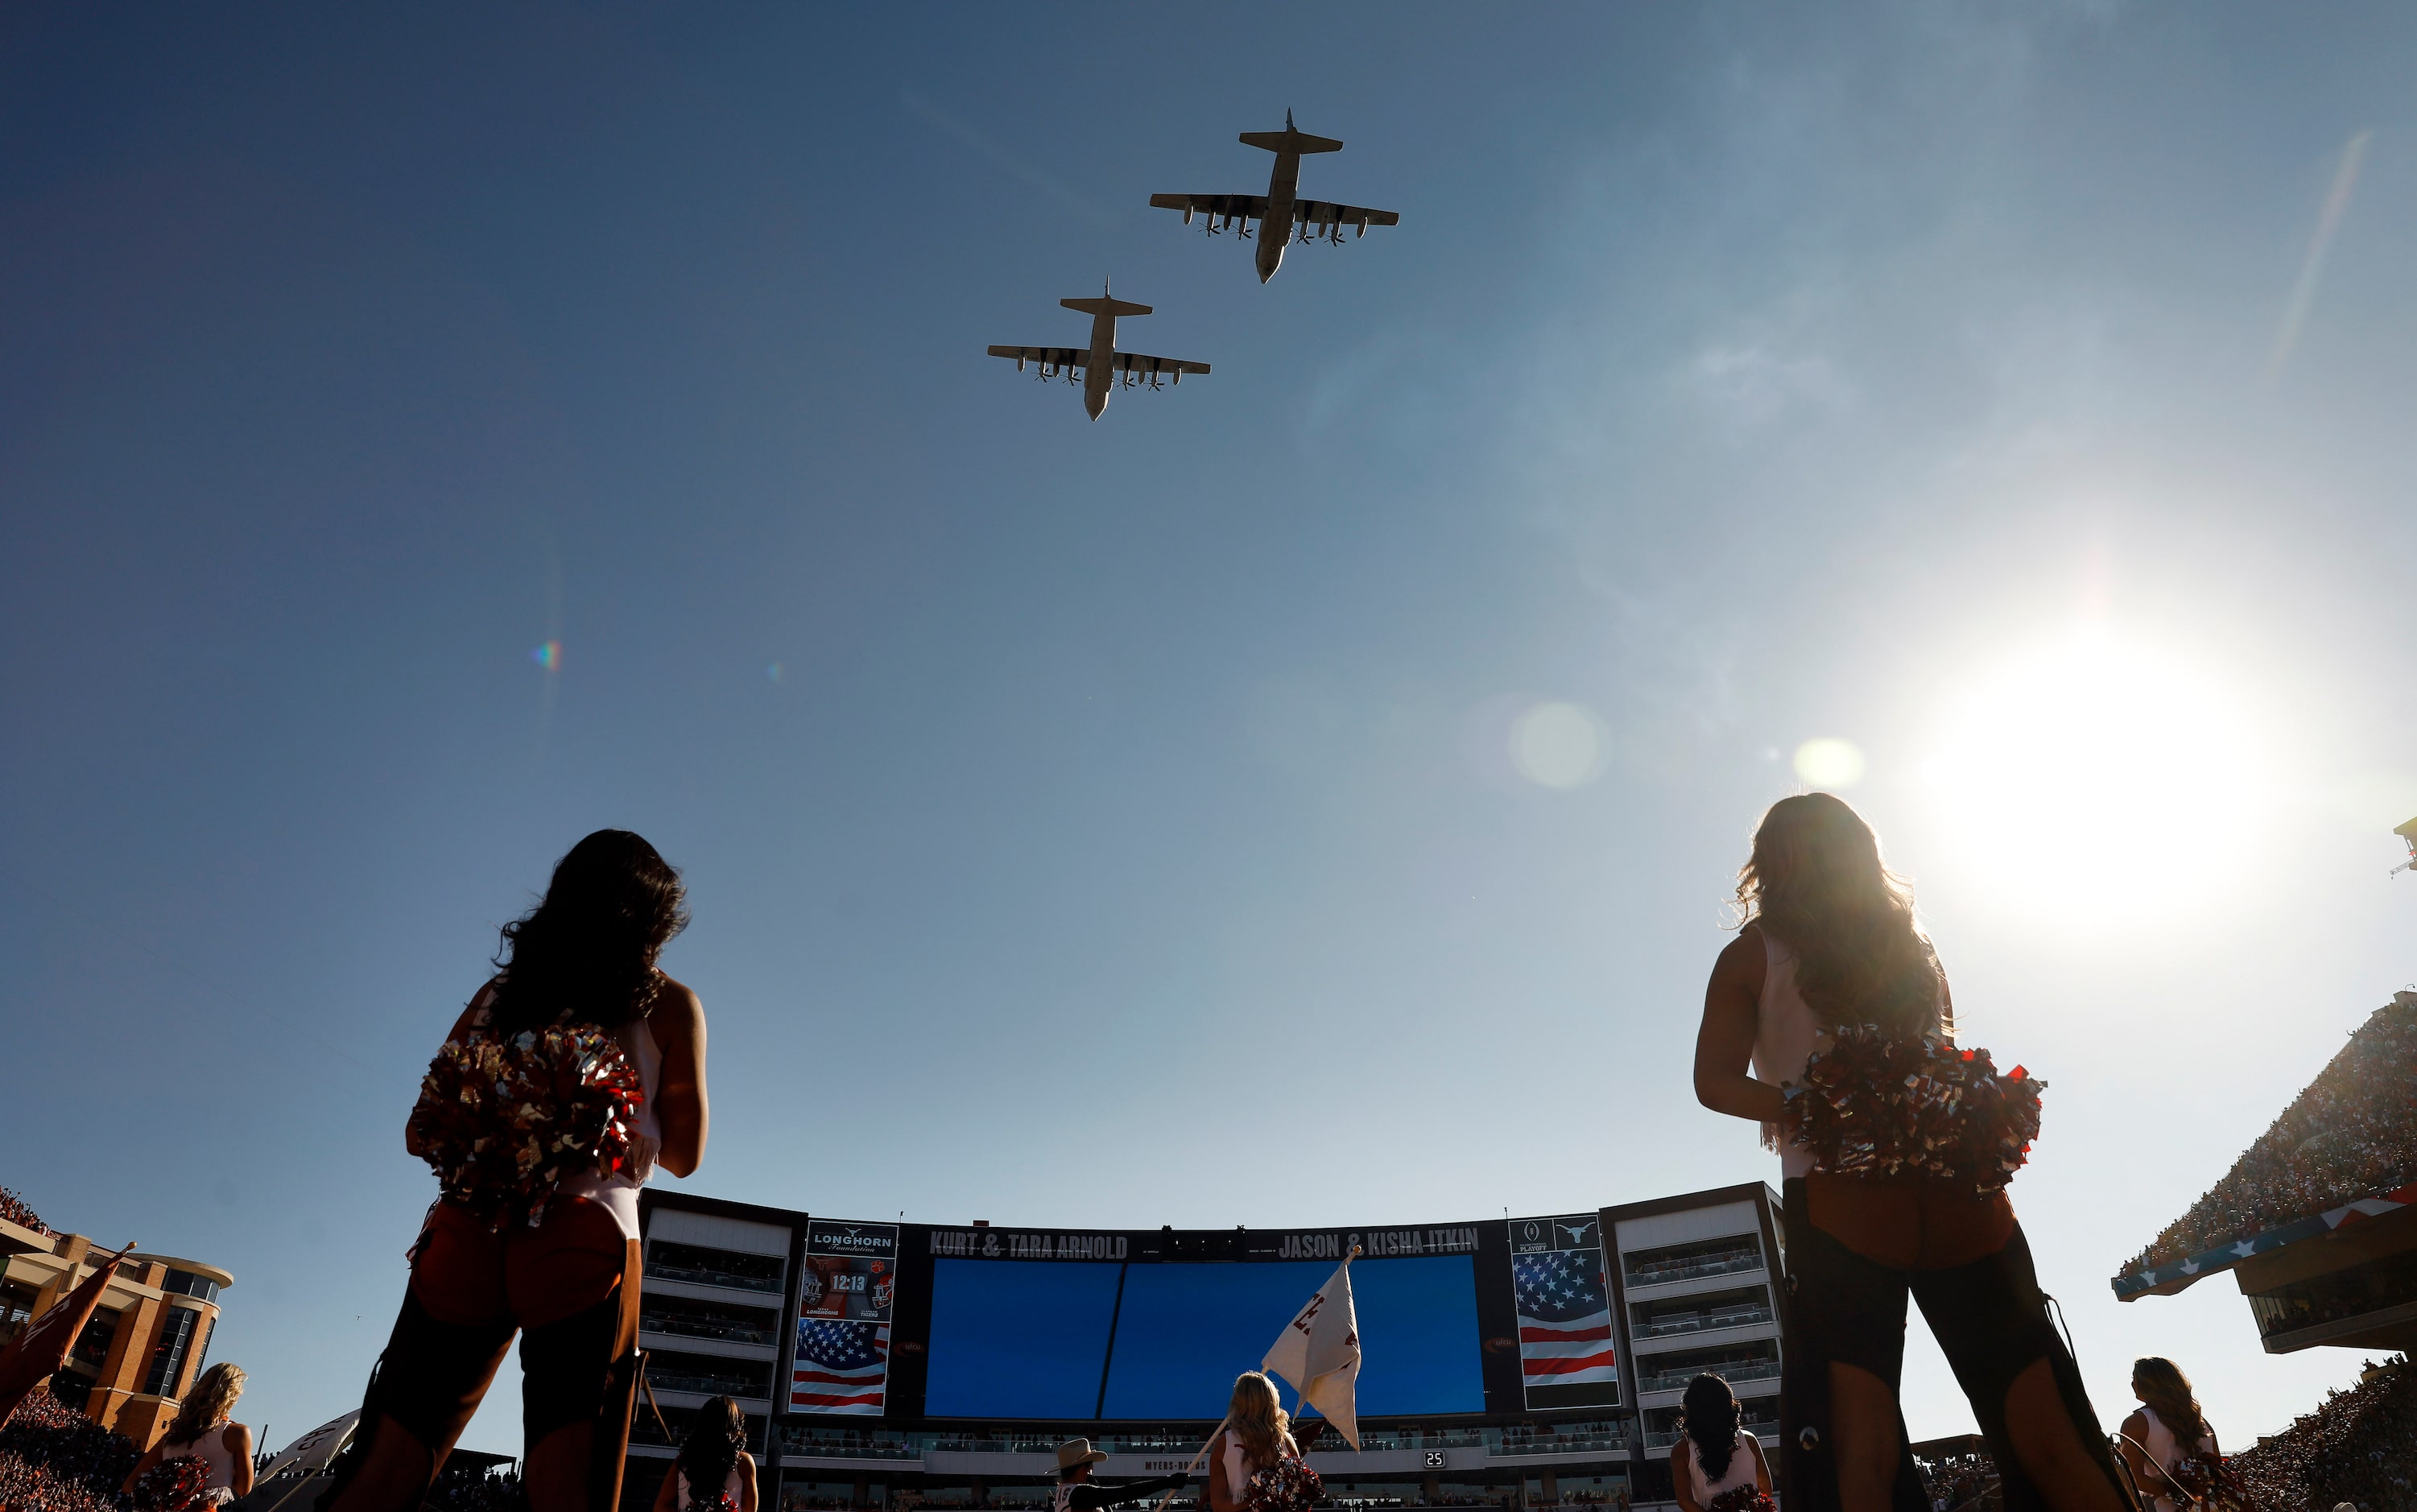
left=1150, top=1415, right=1230, bottom=1512
left=1279, top=1247, right=1357, bottom=1448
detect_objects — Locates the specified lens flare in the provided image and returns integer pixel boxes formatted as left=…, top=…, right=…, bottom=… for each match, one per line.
left=531, top=640, right=560, bottom=671
left=1793, top=738, right=1867, bottom=789
left=1510, top=701, right=1604, bottom=790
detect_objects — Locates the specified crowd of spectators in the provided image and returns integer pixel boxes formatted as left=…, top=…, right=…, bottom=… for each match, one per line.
left=0, top=1386, right=138, bottom=1512
left=2125, top=995, right=2417, bottom=1274
left=1913, top=1451, right=1996, bottom=1512
left=421, top=1461, right=527, bottom=1512
left=0, top=1188, right=55, bottom=1237
left=2229, top=1354, right=2416, bottom=1512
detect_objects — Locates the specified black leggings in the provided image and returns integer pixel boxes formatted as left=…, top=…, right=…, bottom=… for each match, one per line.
left=316, top=1208, right=645, bottom=1512
left=1777, top=1179, right=2134, bottom=1512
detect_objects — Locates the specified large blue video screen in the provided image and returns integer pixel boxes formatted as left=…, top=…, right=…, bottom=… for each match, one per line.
left=923, top=1256, right=1482, bottom=1419
left=923, top=1261, right=1124, bottom=1417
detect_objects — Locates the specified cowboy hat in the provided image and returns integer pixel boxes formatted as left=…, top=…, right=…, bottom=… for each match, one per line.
left=1055, top=1440, right=1109, bottom=1471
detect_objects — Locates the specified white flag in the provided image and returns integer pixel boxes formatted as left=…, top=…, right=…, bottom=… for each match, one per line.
left=256, top=1411, right=359, bottom=1483
left=1262, top=1254, right=1360, bottom=1450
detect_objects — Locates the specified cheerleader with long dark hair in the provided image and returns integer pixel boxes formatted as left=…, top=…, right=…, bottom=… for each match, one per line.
left=1671, top=1374, right=1772, bottom=1512
left=1692, top=795, right=2132, bottom=1512
left=651, top=1398, right=756, bottom=1512
left=2117, top=1359, right=2222, bottom=1512
left=327, top=830, right=710, bottom=1512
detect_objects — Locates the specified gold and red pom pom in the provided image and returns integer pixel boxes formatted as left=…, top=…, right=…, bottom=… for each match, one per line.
left=410, top=1024, right=645, bottom=1229
left=134, top=1456, right=215, bottom=1512
left=1780, top=1027, right=2044, bottom=1193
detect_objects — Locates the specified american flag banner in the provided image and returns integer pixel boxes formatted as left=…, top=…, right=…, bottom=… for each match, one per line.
left=792, top=1318, right=890, bottom=1415
left=1510, top=1237, right=1621, bottom=1410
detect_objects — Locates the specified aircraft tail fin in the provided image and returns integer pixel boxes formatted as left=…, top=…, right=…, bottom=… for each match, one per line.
left=1242, top=116, right=1343, bottom=155
left=1062, top=294, right=1151, bottom=317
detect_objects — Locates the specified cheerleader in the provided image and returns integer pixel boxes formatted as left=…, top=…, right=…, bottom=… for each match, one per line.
left=2116, top=1359, right=2219, bottom=1512
left=327, top=830, right=709, bottom=1512
left=1692, top=795, right=2132, bottom=1512
left=123, top=1364, right=254, bottom=1509
left=651, top=1397, right=757, bottom=1512
left=1208, top=1373, right=1302, bottom=1512
left=1671, top=1374, right=1773, bottom=1512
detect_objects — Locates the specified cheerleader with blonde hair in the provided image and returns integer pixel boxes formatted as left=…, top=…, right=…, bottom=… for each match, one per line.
left=1210, top=1373, right=1299, bottom=1512
left=123, top=1363, right=254, bottom=1510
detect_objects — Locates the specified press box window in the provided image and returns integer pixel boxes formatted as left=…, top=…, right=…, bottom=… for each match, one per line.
left=644, top=1349, right=776, bottom=1399
left=646, top=1239, right=786, bottom=1294
left=71, top=1306, right=120, bottom=1372
left=638, top=1292, right=783, bottom=1346
left=161, top=1270, right=222, bottom=1305
left=144, top=1307, right=201, bottom=1395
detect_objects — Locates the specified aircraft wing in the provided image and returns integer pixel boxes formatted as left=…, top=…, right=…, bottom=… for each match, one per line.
left=988, top=345, right=1087, bottom=372
left=1290, top=198, right=1400, bottom=232
left=1149, top=192, right=1270, bottom=224
left=1111, top=351, right=1209, bottom=377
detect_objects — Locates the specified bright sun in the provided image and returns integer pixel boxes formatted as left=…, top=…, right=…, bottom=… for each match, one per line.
left=1920, top=626, right=2268, bottom=923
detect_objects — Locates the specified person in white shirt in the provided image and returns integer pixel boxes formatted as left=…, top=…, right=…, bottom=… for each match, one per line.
left=651, top=1396, right=756, bottom=1512
left=2117, top=1357, right=2220, bottom=1512
left=1670, top=1374, right=1771, bottom=1512
left=122, top=1364, right=254, bottom=1509
left=1208, top=1373, right=1297, bottom=1512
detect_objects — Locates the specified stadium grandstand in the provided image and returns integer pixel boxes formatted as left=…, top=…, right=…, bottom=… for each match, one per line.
left=623, top=1184, right=1784, bottom=1512
left=2113, top=989, right=2417, bottom=1358
left=2228, top=1353, right=2417, bottom=1510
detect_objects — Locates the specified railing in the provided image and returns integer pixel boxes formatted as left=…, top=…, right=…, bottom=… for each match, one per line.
left=786, top=1424, right=1636, bottom=1460
left=1646, top=1425, right=1776, bottom=1451
left=1637, top=1357, right=1781, bottom=1394
left=1625, top=1251, right=1762, bottom=1287
left=650, top=1365, right=776, bottom=1398
left=1633, top=1307, right=1773, bottom=1339
left=641, top=1313, right=779, bottom=1346
left=646, top=1258, right=786, bottom=1294
left=1487, top=1433, right=1634, bottom=1457
left=779, top=1431, right=918, bottom=1460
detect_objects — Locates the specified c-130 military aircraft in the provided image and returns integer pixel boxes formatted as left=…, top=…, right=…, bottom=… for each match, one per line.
left=986, top=281, right=1210, bottom=420
left=1150, top=112, right=1400, bottom=283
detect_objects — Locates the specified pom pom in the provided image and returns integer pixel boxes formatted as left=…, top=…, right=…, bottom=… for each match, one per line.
left=1707, top=1488, right=1775, bottom=1512
left=1779, top=1027, right=2045, bottom=1194
left=133, top=1456, right=214, bottom=1512
left=409, top=1024, right=644, bottom=1230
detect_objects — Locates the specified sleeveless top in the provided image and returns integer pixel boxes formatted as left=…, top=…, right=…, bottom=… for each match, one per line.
left=2137, top=1407, right=2214, bottom=1512
left=465, top=982, right=665, bottom=1242
left=1221, top=1433, right=1263, bottom=1505
left=164, top=1423, right=240, bottom=1506
left=1685, top=1429, right=1758, bottom=1506
left=676, top=1464, right=746, bottom=1510
left=1750, top=934, right=1824, bottom=1179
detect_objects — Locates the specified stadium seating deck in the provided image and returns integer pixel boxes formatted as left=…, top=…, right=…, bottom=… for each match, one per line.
left=2113, top=992, right=2417, bottom=1299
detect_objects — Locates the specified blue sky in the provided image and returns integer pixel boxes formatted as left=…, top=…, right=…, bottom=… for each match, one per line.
left=6, top=2, right=2416, bottom=1457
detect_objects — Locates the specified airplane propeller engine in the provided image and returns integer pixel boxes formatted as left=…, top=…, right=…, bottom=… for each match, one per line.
left=986, top=285, right=1206, bottom=417
left=1147, top=120, right=1398, bottom=281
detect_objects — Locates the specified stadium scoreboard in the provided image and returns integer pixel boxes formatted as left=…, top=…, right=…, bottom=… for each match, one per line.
left=789, top=1216, right=1623, bottom=1422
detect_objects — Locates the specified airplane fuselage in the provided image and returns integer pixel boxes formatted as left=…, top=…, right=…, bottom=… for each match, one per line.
left=1084, top=312, right=1117, bottom=419
left=1258, top=151, right=1303, bottom=283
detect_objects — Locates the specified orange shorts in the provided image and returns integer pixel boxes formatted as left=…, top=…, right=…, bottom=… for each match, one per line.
left=410, top=1197, right=630, bottom=1328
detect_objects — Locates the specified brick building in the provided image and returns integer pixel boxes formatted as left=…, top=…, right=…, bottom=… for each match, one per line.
left=0, top=1208, right=234, bottom=1448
